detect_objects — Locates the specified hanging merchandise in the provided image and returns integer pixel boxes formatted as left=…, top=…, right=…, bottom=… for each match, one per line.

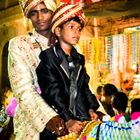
left=78, top=25, right=140, bottom=92
left=136, top=32, right=140, bottom=69
left=132, top=32, right=137, bottom=68
left=59, top=0, right=95, bottom=4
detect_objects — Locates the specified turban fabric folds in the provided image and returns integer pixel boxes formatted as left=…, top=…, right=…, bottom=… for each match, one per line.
left=19, top=0, right=57, bottom=17
left=51, top=3, right=86, bottom=33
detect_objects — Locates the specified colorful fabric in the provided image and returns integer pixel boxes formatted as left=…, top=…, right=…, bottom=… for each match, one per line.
left=131, top=112, right=140, bottom=120
left=131, top=116, right=140, bottom=139
left=57, top=115, right=140, bottom=140
left=78, top=115, right=140, bottom=140
left=6, top=97, right=17, bottom=117
left=19, top=0, right=57, bottom=17
left=114, top=113, right=130, bottom=123
left=51, top=3, right=86, bottom=33
left=0, top=107, right=10, bottom=127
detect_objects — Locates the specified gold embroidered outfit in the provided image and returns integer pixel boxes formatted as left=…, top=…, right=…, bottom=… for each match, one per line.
left=8, top=31, right=57, bottom=140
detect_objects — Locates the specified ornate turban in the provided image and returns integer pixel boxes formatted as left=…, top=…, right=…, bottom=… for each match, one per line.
left=19, top=0, right=57, bottom=17
left=51, top=3, right=86, bottom=33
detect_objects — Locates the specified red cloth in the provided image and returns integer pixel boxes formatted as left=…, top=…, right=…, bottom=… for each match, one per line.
left=60, top=0, right=93, bottom=4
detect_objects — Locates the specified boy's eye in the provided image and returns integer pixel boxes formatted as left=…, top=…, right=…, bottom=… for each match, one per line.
left=68, top=25, right=74, bottom=29
left=66, top=24, right=82, bottom=32
left=78, top=27, right=82, bottom=32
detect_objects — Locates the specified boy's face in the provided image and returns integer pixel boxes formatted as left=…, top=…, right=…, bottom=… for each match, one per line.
left=101, top=91, right=112, bottom=105
left=56, top=20, right=82, bottom=46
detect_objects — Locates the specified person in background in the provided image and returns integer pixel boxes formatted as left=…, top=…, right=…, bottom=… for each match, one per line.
left=121, top=70, right=134, bottom=97
left=130, top=98, right=140, bottom=120
left=95, top=86, right=107, bottom=120
left=101, top=83, right=118, bottom=117
left=0, top=86, right=14, bottom=140
left=8, top=0, right=66, bottom=139
left=96, top=86, right=103, bottom=101
left=36, top=3, right=99, bottom=134
left=121, top=79, right=134, bottom=96
left=130, top=98, right=140, bottom=139
left=112, top=91, right=130, bottom=123
left=1, top=86, right=13, bottom=109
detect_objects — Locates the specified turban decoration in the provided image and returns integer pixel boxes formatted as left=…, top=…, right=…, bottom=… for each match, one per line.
left=19, top=0, right=57, bottom=17
left=51, top=3, right=86, bottom=33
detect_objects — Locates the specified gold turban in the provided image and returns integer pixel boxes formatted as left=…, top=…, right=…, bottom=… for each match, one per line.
left=19, top=0, right=57, bottom=17
left=51, top=3, right=86, bottom=33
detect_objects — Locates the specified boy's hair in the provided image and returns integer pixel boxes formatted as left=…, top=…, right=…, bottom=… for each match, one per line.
left=131, top=98, right=140, bottom=113
left=96, top=86, right=103, bottom=95
left=112, top=92, right=128, bottom=112
left=58, top=16, right=84, bottom=30
left=103, top=83, right=118, bottom=96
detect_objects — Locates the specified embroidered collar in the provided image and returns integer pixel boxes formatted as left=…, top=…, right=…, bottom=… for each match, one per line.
left=29, top=30, right=50, bottom=50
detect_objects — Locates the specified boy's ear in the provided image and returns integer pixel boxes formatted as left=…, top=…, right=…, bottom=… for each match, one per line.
left=54, top=27, right=61, bottom=37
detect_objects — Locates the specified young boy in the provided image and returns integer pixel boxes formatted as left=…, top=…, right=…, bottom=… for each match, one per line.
left=36, top=3, right=99, bottom=134
left=130, top=98, right=140, bottom=120
left=112, top=91, right=130, bottom=123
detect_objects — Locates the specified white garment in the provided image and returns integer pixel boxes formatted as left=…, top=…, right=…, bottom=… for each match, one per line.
left=96, top=99, right=108, bottom=115
left=8, top=31, right=57, bottom=140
